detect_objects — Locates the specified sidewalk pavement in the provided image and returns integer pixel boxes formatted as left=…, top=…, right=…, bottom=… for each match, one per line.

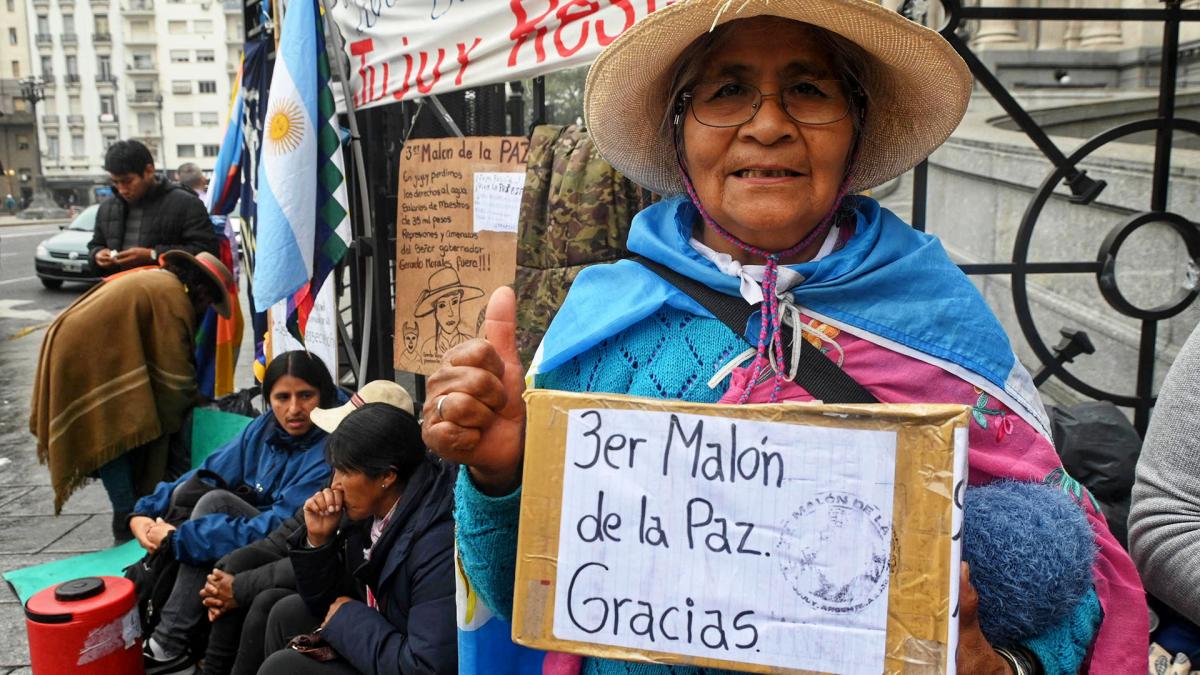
left=0, top=307, right=114, bottom=672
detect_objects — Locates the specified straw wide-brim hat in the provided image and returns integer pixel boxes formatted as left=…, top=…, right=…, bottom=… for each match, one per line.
left=583, top=0, right=973, bottom=195
left=310, top=380, right=416, bottom=432
left=414, top=267, right=485, bottom=318
left=160, top=249, right=234, bottom=318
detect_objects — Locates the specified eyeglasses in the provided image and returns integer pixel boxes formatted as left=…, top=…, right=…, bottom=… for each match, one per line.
left=681, top=80, right=853, bottom=128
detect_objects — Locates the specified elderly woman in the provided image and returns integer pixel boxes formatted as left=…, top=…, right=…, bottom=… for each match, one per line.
left=423, top=2, right=1146, bottom=673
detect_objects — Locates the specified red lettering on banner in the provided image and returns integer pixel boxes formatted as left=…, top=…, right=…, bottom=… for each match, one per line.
left=350, top=39, right=375, bottom=106
left=415, top=48, right=447, bottom=94
left=596, top=0, right=635, bottom=45
left=554, top=0, right=598, bottom=57
left=455, top=38, right=483, bottom=86
left=394, top=42, right=415, bottom=99
left=509, top=0, right=557, bottom=66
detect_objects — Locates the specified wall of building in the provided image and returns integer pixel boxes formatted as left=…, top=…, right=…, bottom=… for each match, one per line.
left=1, top=0, right=37, bottom=202
left=26, top=0, right=241, bottom=202
left=922, top=107, right=1200, bottom=408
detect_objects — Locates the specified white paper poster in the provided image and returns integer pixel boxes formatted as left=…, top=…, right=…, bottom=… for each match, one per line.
left=472, top=172, right=525, bottom=233
left=269, top=278, right=339, bottom=384
left=552, top=408, right=899, bottom=675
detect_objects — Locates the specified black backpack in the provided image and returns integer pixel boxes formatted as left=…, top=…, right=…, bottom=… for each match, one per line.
left=123, top=469, right=234, bottom=634
left=123, top=539, right=180, bottom=635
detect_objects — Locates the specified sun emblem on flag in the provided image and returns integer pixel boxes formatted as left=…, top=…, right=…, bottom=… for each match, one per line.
left=266, top=97, right=305, bottom=155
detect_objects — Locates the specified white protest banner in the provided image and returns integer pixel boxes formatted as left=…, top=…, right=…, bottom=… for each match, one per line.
left=327, top=0, right=675, bottom=109
left=513, top=391, right=969, bottom=674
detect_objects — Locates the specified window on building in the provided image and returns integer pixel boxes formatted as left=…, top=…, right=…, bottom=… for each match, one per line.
left=168, top=20, right=187, bottom=34
left=174, top=111, right=193, bottom=126
left=46, top=136, right=59, bottom=159
left=172, top=80, right=190, bottom=94
left=203, top=144, right=219, bottom=157
left=95, top=15, right=109, bottom=34
left=177, top=144, right=196, bottom=157
left=133, top=80, right=154, bottom=94
left=131, top=19, right=149, bottom=32
left=97, top=56, right=111, bottom=79
left=12, top=98, right=27, bottom=112
left=195, top=20, right=213, bottom=32
left=198, top=80, right=216, bottom=94
left=72, top=135, right=84, bottom=156
left=65, top=55, right=78, bottom=76
left=62, top=15, right=74, bottom=33
left=99, top=95, right=115, bottom=115
left=170, top=50, right=189, bottom=63
left=132, top=52, right=154, bottom=69
left=104, top=135, right=117, bottom=149
left=137, top=112, right=156, bottom=134
left=37, top=16, right=49, bottom=33
left=40, top=56, right=52, bottom=75
left=196, top=49, right=215, bottom=62
left=6, top=0, right=14, bottom=12
left=16, top=134, right=29, bottom=150
left=11, top=61, right=18, bottom=78
left=68, top=95, right=81, bottom=114
left=8, top=28, right=17, bottom=45
left=199, top=111, right=219, bottom=126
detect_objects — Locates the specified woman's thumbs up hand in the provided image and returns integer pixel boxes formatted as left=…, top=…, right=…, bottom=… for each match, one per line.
left=422, top=286, right=526, bottom=496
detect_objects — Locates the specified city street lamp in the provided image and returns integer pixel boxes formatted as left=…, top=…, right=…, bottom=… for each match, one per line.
left=16, top=76, right=64, bottom=218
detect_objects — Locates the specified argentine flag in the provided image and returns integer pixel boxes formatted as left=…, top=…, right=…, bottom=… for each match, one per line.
left=253, top=0, right=322, bottom=310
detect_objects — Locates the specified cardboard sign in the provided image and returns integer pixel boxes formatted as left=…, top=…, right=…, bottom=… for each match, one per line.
left=394, top=136, right=527, bottom=375
left=514, top=391, right=969, bottom=674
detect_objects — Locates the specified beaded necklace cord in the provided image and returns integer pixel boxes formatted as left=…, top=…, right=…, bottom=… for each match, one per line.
left=671, top=124, right=854, bottom=403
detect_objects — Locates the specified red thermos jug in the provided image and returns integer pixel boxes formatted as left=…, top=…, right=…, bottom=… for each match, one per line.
left=25, top=576, right=144, bottom=674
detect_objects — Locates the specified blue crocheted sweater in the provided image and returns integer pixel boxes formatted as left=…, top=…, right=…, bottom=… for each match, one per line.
left=455, top=306, right=1103, bottom=675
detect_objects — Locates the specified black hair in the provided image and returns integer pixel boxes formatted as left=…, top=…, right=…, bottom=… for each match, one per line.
left=325, top=402, right=426, bottom=482
left=103, top=139, right=155, bottom=175
left=262, top=350, right=337, bottom=407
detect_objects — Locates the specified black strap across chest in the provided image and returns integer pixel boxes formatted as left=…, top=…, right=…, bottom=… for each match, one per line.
left=633, top=256, right=879, bottom=404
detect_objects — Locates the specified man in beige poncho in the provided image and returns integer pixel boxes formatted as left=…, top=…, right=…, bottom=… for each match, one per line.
left=30, top=250, right=233, bottom=542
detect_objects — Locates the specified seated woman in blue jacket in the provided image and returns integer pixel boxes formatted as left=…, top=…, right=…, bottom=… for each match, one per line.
left=257, top=401, right=457, bottom=675
left=131, top=350, right=340, bottom=675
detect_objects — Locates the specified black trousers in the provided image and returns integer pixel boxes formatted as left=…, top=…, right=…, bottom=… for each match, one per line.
left=257, top=594, right=359, bottom=675
left=201, top=531, right=297, bottom=675
left=202, top=587, right=295, bottom=675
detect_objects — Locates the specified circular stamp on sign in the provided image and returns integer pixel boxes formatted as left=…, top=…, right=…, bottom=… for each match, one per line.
left=777, top=491, right=891, bottom=614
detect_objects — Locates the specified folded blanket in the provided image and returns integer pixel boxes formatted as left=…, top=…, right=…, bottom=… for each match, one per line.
left=30, top=269, right=199, bottom=512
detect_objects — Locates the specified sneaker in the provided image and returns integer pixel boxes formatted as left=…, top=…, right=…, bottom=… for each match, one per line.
left=143, top=638, right=195, bottom=675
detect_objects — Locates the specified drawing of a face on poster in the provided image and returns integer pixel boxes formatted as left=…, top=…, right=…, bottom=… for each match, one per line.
left=395, top=320, right=421, bottom=372
left=416, top=265, right=485, bottom=363
left=402, top=321, right=419, bottom=355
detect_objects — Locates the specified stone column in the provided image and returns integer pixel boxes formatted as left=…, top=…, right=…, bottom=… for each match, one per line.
left=972, top=0, right=1026, bottom=49
left=1078, top=0, right=1123, bottom=48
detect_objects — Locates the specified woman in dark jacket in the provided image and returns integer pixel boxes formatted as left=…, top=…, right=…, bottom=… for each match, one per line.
left=258, top=402, right=457, bottom=675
